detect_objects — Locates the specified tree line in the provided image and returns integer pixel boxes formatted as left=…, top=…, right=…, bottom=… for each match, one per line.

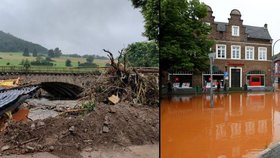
left=130, top=0, right=213, bottom=72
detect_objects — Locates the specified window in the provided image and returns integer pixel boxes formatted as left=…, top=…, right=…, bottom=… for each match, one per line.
left=245, top=46, right=254, bottom=60
left=258, top=47, right=267, bottom=60
left=231, top=45, right=240, bottom=59
left=216, top=44, right=226, bottom=59
left=232, top=25, right=240, bottom=36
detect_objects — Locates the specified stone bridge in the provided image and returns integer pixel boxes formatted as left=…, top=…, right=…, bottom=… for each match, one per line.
left=0, top=73, right=97, bottom=88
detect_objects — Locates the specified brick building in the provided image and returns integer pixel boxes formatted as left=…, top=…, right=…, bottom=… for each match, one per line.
left=202, top=6, right=272, bottom=89
left=168, top=6, right=273, bottom=90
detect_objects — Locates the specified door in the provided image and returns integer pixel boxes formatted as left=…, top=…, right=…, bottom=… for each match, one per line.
left=231, top=68, right=241, bottom=87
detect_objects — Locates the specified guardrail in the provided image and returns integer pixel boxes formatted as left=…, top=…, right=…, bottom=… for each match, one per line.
left=0, top=66, right=159, bottom=74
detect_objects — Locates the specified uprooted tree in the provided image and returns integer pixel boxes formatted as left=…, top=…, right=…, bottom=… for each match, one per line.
left=82, top=49, right=158, bottom=107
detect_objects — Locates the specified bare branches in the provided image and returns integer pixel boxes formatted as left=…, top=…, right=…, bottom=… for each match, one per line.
left=103, top=49, right=118, bottom=71
left=97, top=49, right=159, bottom=106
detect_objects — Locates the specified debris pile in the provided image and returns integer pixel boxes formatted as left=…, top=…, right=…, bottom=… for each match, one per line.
left=81, top=49, right=159, bottom=106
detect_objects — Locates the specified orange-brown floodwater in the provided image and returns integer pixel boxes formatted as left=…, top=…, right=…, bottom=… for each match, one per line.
left=161, top=92, right=280, bottom=158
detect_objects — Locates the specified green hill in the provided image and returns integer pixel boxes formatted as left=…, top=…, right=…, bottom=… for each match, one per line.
left=0, top=31, right=48, bottom=53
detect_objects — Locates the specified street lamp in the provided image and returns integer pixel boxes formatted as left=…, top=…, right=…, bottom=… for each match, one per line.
left=208, top=52, right=215, bottom=108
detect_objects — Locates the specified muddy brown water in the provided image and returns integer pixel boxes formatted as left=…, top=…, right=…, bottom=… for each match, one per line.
left=161, top=92, right=280, bottom=158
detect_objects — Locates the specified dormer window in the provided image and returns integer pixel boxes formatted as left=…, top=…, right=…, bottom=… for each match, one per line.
left=232, top=25, right=239, bottom=36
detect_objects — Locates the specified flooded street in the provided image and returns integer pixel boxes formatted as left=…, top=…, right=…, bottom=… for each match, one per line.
left=161, top=92, right=280, bottom=158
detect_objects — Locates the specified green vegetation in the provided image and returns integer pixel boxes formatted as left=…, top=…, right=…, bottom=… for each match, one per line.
left=0, top=52, right=109, bottom=67
left=131, top=0, right=159, bottom=40
left=65, top=59, right=72, bottom=67
left=124, top=41, right=159, bottom=67
left=81, top=101, right=96, bottom=111
left=78, top=55, right=98, bottom=67
left=32, top=49, right=38, bottom=57
left=30, top=56, right=54, bottom=66
left=160, top=0, right=213, bottom=72
left=23, top=48, right=30, bottom=57
left=131, top=0, right=214, bottom=72
left=0, top=31, right=48, bottom=53
left=48, top=47, right=62, bottom=58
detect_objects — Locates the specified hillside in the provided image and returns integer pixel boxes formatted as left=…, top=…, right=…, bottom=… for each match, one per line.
left=0, top=31, right=48, bottom=53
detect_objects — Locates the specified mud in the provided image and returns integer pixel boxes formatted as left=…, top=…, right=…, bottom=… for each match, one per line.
left=1, top=144, right=159, bottom=158
left=0, top=101, right=159, bottom=158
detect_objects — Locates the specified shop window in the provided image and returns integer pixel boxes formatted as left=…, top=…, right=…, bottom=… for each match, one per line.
left=246, top=75, right=264, bottom=86
left=169, top=74, right=193, bottom=88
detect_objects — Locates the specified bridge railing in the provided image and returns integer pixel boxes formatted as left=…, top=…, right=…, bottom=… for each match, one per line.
left=0, top=66, right=105, bottom=74
left=0, top=66, right=159, bottom=74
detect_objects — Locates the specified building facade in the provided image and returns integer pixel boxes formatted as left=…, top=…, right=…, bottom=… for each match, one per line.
left=167, top=6, right=273, bottom=90
left=203, top=6, right=273, bottom=89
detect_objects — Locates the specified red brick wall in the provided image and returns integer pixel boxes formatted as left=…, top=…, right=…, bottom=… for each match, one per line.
left=204, top=8, right=273, bottom=87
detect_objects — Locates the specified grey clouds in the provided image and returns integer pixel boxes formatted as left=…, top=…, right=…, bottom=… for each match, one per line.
left=0, top=0, right=146, bottom=55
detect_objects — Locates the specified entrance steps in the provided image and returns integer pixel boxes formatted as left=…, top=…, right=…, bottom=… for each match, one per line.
left=228, top=87, right=243, bottom=91
left=248, top=87, right=266, bottom=91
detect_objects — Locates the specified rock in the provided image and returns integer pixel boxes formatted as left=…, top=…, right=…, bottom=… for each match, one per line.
left=36, top=144, right=43, bottom=150
left=1, top=145, right=10, bottom=152
left=37, top=121, right=45, bottom=126
left=104, top=120, right=109, bottom=125
left=31, top=123, right=36, bottom=130
left=83, top=139, right=93, bottom=143
left=21, top=102, right=29, bottom=108
left=84, top=147, right=93, bottom=152
left=102, top=126, right=109, bottom=133
left=109, top=107, right=117, bottom=113
left=69, top=126, right=75, bottom=133
left=105, top=115, right=109, bottom=121
left=49, top=146, right=54, bottom=152
left=26, top=145, right=35, bottom=151
left=55, top=107, right=64, bottom=112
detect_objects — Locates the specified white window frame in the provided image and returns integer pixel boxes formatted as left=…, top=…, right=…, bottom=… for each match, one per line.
left=216, top=44, right=226, bottom=59
left=245, top=46, right=254, bottom=60
left=258, top=47, right=267, bottom=60
left=232, top=25, right=240, bottom=36
left=231, top=45, right=241, bottom=59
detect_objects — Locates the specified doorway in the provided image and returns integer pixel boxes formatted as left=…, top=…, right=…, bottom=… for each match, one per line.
left=230, top=67, right=242, bottom=87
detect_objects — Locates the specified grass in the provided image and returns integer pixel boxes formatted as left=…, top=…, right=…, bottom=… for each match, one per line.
left=0, top=52, right=109, bottom=67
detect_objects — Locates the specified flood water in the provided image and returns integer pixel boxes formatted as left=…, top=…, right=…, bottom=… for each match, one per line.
left=161, top=92, right=280, bottom=158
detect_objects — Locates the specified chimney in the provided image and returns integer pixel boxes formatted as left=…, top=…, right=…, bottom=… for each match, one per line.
left=264, top=23, right=267, bottom=29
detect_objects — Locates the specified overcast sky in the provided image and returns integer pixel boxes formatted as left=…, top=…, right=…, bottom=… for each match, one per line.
left=200, top=0, right=280, bottom=55
left=0, top=0, right=146, bottom=56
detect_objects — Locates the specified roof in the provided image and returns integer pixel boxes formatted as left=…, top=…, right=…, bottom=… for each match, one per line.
left=215, top=22, right=272, bottom=40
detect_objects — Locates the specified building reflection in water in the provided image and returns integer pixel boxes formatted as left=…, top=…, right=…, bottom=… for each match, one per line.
left=161, top=93, right=278, bottom=158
